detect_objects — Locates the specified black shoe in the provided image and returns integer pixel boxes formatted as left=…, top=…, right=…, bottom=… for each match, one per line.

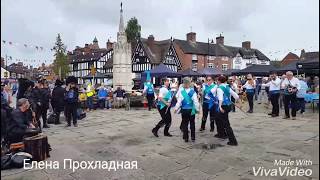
left=199, top=128, right=205, bottom=132
left=184, top=139, right=188, bottom=142
left=283, top=116, right=290, bottom=119
left=268, top=113, right=273, bottom=115
left=43, top=124, right=50, bottom=128
left=271, top=114, right=279, bottom=117
left=73, top=123, right=78, bottom=127
left=54, top=121, right=61, bottom=125
left=65, top=124, right=71, bottom=127
left=227, top=141, right=238, bottom=146
left=210, top=129, right=214, bottom=132
left=152, top=128, right=159, bottom=137
left=164, top=133, right=172, bottom=137
left=191, top=139, right=195, bottom=142
left=247, top=110, right=253, bottom=113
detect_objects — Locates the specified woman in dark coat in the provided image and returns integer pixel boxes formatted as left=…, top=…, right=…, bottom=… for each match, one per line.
left=51, top=79, right=65, bottom=124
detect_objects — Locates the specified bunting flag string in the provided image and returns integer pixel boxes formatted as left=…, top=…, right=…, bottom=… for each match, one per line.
left=2, top=54, right=54, bottom=67
left=1, top=39, right=54, bottom=52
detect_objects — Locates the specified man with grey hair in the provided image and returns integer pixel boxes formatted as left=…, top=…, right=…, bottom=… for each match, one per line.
left=6, top=98, right=36, bottom=143
left=281, top=71, right=301, bottom=120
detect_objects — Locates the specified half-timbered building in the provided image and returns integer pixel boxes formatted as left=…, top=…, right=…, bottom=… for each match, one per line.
left=131, top=35, right=181, bottom=75
left=68, top=37, right=113, bottom=84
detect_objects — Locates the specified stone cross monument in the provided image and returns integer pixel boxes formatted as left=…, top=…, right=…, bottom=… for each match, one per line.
left=112, top=2, right=133, bottom=91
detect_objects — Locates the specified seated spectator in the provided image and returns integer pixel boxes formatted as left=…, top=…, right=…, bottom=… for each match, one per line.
left=79, top=88, right=87, bottom=111
left=6, top=98, right=39, bottom=144
left=98, top=85, right=108, bottom=109
left=105, top=86, right=113, bottom=109
left=113, top=86, right=126, bottom=108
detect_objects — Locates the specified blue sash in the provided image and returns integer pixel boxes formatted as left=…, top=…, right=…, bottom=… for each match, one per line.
left=181, top=88, right=197, bottom=115
left=246, top=89, right=255, bottom=93
left=270, top=90, right=280, bottom=94
left=157, top=89, right=172, bottom=110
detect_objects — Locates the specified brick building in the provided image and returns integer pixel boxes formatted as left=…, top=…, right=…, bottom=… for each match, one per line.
left=281, top=52, right=299, bottom=66
left=173, top=32, right=270, bottom=71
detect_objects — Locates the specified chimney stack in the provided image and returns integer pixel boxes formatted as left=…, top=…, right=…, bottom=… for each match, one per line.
left=216, top=34, right=224, bottom=45
left=242, top=41, right=251, bottom=49
left=186, top=32, right=196, bottom=43
left=106, top=39, right=113, bottom=50
left=147, top=35, right=155, bottom=49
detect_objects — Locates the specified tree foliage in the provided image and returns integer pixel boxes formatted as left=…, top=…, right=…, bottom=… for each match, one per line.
left=125, top=17, right=141, bottom=43
left=53, top=33, right=69, bottom=79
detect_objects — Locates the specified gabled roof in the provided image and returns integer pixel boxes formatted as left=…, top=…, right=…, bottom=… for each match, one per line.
left=174, top=39, right=270, bottom=61
left=301, top=51, right=319, bottom=60
left=282, top=52, right=299, bottom=60
left=69, top=48, right=110, bottom=63
left=140, top=38, right=172, bottom=64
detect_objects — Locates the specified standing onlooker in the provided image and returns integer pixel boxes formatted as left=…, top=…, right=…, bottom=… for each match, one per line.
left=279, top=74, right=286, bottom=109
left=98, top=85, right=108, bottom=109
left=313, top=76, right=319, bottom=93
left=296, top=77, right=308, bottom=114
left=51, top=79, right=65, bottom=124
left=12, top=83, right=18, bottom=96
left=254, top=77, right=261, bottom=101
left=39, top=80, right=50, bottom=128
left=64, top=82, right=79, bottom=127
left=2, top=85, right=12, bottom=107
left=281, top=71, right=300, bottom=120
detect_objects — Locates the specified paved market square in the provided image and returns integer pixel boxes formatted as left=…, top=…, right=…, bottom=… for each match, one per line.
left=1, top=104, right=319, bottom=180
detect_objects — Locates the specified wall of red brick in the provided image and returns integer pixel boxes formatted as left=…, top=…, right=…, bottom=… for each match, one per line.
left=174, top=43, right=233, bottom=71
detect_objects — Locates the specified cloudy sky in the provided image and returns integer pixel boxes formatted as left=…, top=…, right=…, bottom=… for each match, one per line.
left=1, top=0, right=319, bottom=67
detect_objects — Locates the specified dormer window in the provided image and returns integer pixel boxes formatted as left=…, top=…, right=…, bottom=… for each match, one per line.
left=192, top=54, right=197, bottom=60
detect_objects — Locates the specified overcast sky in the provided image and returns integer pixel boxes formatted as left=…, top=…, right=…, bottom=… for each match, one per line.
left=1, top=0, right=319, bottom=67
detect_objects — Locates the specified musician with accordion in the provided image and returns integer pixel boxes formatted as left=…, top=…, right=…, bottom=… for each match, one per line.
left=281, top=71, right=301, bottom=120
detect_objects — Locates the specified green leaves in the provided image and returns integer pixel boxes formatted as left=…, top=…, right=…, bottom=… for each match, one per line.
left=125, top=17, right=141, bottom=43
left=53, top=33, right=69, bottom=79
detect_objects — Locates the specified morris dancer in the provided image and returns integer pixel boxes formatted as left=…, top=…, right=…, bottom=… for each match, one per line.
left=199, top=76, right=217, bottom=132
left=152, top=79, right=173, bottom=137
left=174, top=77, right=200, bottom=142
left=216, top=76, right=240, bottom=146
left=242, top=74, right=256, bottom=113
left=143, top=71, right=156, bottom=111
left=262, top=72, right=281, bottom=117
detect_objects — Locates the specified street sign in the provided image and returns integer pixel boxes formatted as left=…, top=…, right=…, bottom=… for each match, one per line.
left=91, top=66, right=96, bottom=75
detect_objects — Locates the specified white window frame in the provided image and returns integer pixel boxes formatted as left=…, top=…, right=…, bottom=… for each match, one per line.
left=192, top=54, right=197, bottom=60
left=222, top=64, right=228, bottom=71
left=192, top=62, right=197, bottom=71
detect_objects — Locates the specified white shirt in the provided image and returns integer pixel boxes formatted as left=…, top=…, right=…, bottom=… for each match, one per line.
left=174, top=87, right=200, bottom=112
left=217, top=83, right=239, bottom=102
left=263, top=77, right=281, bottom=91
left=202, top=83, right=217, bottom=100
left=243, top=80, right=256, bottom=89
left=281, top=77, right=301, bottom=91
left=158, top=86, right=171, bottom=102
left=231, top=82, right=239, bottom=94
